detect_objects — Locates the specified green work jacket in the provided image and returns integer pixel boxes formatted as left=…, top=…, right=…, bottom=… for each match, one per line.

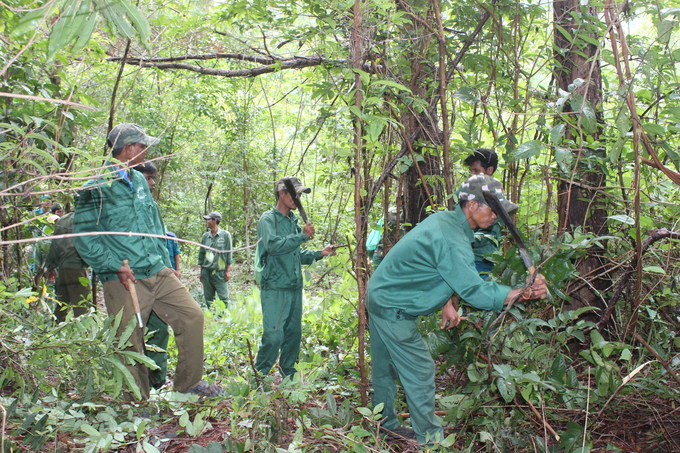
left=256, top=208, right=323, bottom=291
left=367, top=207, right=511, bottom=317
left=198, top=228, right=233, bottom=271
left=72, top=163, right=171, bottom=283
left=45, top=212, right=88, bottom=270
left=472, top=218, right=502, bottom=262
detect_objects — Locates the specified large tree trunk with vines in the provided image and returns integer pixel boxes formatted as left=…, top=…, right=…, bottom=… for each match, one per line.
left=554, top=0, right=610, bottom=312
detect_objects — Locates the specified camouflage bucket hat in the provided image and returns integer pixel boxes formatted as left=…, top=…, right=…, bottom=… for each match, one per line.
left=275, top=176, right=311, bottom=195
left=203, top=211, right=222, bottom=221
left=108, top=123, right=160, bottom=152
left=458, top=174, right=518, bottom=214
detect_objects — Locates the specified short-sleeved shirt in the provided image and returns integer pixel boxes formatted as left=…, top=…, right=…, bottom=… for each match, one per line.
left=198, top=228, right=233, bottom=272
left=367, top=208, right=511, bottom=317
left=166, top=231, right=180, bottom=271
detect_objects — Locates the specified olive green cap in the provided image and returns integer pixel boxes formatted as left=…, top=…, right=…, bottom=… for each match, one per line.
left=107, top=123, right=159, bottom=153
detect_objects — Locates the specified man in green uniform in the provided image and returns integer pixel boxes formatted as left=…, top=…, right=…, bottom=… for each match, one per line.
left=198, top=212, right=233, bottom=308
left=254, top=176, right=335, bottom=378
left=367, top=174, right=548, bottom=444
left=463, top=148, right=501, bottom=279
left=73, top=123, right=219, bottom=400
left=45, top=210, right=91, bottom=322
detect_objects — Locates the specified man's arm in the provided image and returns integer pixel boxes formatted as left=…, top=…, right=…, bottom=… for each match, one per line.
left=71, top=188, right=121, bottom=274
left=259, top=214, right=307, bottom=256
left=197, top=233, right=206, bottom=266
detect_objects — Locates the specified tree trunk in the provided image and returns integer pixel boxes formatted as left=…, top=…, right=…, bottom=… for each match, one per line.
left=553, top=0, right=610, bottom=311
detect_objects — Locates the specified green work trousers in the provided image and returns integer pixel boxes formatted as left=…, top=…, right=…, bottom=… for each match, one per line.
left=368, top=305, right=445, bottom=445
left=54, top=268, right=91, bottom=322
left=254, top=288, right=302, bottom=377
left=201, top=267, right=229, bottom=308
left=146, top=311, right=169, bottom=389
left=103, top=267, right=204, bottom=400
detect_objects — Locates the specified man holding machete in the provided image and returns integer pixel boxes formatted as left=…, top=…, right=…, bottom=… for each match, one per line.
left=366, top=174, right=549, bottom=444
left=254, top=176, right=335, bottom=379
left=73, top=123, right=219, bottom=400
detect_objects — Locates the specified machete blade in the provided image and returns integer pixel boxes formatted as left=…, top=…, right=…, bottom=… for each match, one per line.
left=282, top=177, right=309, bottom=224
left=482, top=190, right=535, bottom=274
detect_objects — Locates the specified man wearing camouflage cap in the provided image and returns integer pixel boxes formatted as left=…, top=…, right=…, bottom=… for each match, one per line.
left=254, top=176, right=335, bottom=378
left=198, top=211, right=233, bottom=308
left=73, top=123, right=219, bottom=399
left=366, top=174, right=548, bottom=445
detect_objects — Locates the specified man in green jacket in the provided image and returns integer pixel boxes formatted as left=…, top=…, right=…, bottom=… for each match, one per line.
left=254, top=176, right=334, bottom=378
left=367, top=174, right=548, bottom=445
left=463, top=148, right=502, bottom=279
left=198, top=212, right=232, bottom=308
left=73, top=123, right=219, bottom=400
left=45, top=211, right=91, bottom=322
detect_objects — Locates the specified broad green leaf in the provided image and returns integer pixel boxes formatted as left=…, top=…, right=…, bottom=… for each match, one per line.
left=479, top=431, right=494, bottom=442
left=657, top=20, right=674, bottom=45
left=579, top=98, right=598, bottom=134
left=373, top=79, right=412, bottom=93
left=550, top=124, right=566, bottom=145
left=357, top=407, right=372, bottom=417
left=643, top=123, right=666, bottom=136
left=80, top=423, right=100, bottom=437
left=643, top=266, right=665, bottom=274
left=616, top=106, right=631, bottom=137
left=554, top=147, right=573, bottom=165
left=607, top=214, right=634, bottom=225
left=510, top=140, right=544, bottom=161
left=497, top=377, right=516, bottom=402
left=366, top=119, right=383, bottom=142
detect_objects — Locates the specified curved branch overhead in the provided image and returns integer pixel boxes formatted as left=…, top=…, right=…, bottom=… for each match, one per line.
left=107, top=53, right=339, bottom=77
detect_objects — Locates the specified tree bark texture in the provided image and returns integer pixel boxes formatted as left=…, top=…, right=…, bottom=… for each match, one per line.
left=553, top=0, right=611, bottom=312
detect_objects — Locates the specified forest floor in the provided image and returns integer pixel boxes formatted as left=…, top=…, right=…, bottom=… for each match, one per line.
left=3, top=261, right=680, bottom=452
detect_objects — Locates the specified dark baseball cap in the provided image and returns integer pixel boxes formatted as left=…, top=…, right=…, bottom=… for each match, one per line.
left=275, top=176, right=311, bottom=195
left=203, top=212, right=222, bottom=221
left=107, top=123, right=159, bottom=152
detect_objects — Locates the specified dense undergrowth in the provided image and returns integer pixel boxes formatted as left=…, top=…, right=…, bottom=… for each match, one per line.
left=1, top=233, right=679, bottom=453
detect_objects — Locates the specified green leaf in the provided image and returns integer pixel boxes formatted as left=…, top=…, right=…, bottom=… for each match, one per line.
left=136, top=420, right=147, bottom=441
left=80, top=423, right=100, bottom=437
left=643, top=266, right=665, bottom=274
left=103, top=356, right=141, bottom=400
left=607, top=214, right=634, bottom=225
left=579, top=98, right=598, bottom=134
left=550, top=124, right=566, bottom=145
left=467, top=363, right=483, bottom=383
left=510, top=140, right=544, bottom=161
left=620, top=348, right=632, bottom=361
left=497, top=377, right=516, bottom=402
left=366, top=119, right=383, bottom=142
left=373, top=79, right=412, bottom=93
left=643, top=123, right=666, bottom=136
left=616, top=106, right=631, bottom=137
left=657, top=20, right=674, bottom=45
left=554, top=147, right=573, bottom=165
left=357, top=407, right=372, bottom=417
